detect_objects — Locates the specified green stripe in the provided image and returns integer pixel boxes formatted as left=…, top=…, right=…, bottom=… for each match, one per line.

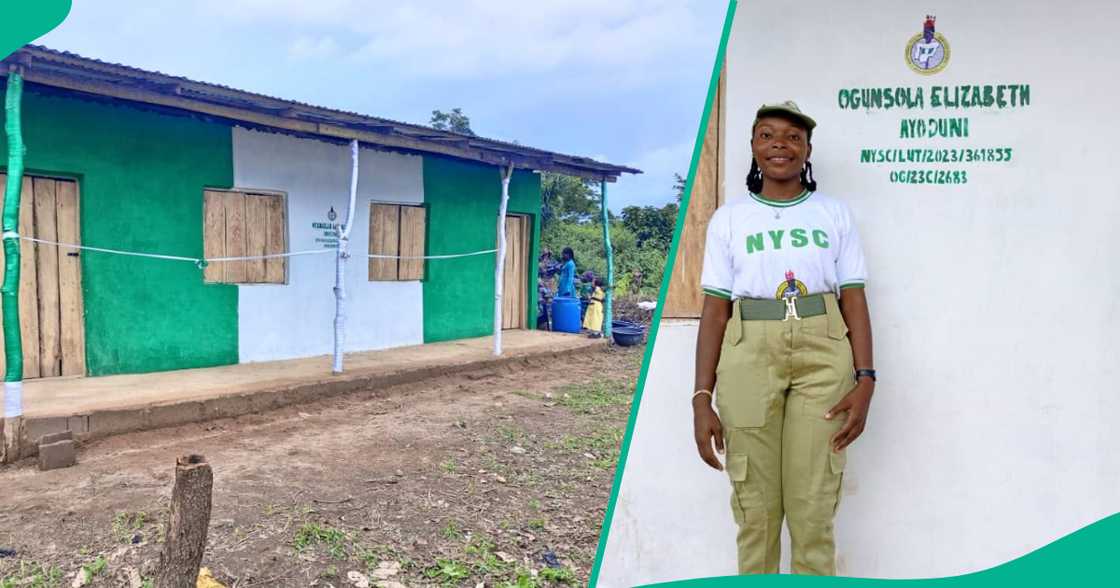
left=587, top=1, right=739, bottom=585
left=749, top=189, right=812, bottom=208
left=645, top=513, right=1120, bottom=586
left=840, top=281, right=866, bottom=289
left=702, top=287, right=732, bottom=300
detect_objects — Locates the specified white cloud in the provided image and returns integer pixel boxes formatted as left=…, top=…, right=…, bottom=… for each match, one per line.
left=195, top=0, right=363, bottom=26
left=627, top=141, right=693, bottom=180
left=288, top=35, right=340, bottom=60
left=608, top=139, right=695, bottom=210
left=39, top=0, right=725, bottom=213
left=197, top=0, right=711, bottom=79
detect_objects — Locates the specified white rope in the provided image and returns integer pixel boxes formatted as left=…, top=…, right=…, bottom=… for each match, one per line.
left=367, top=249, right=496, bottom=260
left=21, top=236, right=203, bottom=263
left=18, top=236, right=497, bottom=264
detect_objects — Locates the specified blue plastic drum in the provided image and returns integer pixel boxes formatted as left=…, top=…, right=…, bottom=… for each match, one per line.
left=550, top=296, right=582, bottom=333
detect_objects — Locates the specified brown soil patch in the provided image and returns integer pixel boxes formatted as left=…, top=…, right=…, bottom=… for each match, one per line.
left=0, top=343, right=644, bottom=587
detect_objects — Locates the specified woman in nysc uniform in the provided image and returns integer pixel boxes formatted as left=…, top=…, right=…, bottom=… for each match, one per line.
left=691, top=101, right=876, bottom=576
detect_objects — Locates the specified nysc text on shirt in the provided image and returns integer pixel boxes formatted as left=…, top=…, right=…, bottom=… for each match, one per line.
left=700, top=191, right=867, bottom=301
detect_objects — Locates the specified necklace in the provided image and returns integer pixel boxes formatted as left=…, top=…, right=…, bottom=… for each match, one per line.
left=749, top=189, right=810, bottom=220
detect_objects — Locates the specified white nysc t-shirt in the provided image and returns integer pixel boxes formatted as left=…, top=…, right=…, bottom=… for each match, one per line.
left=700, top=191, right=867, bottom=301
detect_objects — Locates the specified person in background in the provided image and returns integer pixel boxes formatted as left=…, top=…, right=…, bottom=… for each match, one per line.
left=537, top=249, right=559, bottom=330
left=538, top=249, right=555, bottom=275
left=537, top=279, right=553, bottom=330
left=579, top=271, right=595, bottom=320
left=582, top=277, right=607, bottom=338
left=556, top=247, right=577, bottom=298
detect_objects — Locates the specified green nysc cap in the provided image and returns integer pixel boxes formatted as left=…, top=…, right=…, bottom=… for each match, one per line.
left=754, top=100, right=817, bottom=133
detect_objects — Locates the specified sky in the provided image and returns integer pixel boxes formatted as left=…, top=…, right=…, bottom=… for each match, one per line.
left=36, top=0, right=729, bottom=212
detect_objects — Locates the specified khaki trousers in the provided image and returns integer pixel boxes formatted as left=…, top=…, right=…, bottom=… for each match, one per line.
left=715, top=293, right=853, bottom=575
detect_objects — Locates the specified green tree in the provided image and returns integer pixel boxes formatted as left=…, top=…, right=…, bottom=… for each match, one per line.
left=673, top=172, right=687, bottom=202
left=620, top=202, right=678, bottom=249
left=429, top=107, right=475, bottom=135
left=541, top=172, right=599, bottom=228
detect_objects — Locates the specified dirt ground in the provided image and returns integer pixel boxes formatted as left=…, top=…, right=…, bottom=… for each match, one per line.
left=0, top=343, right=644, bottom=588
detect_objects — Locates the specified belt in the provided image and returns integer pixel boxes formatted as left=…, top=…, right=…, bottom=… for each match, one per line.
left=739, top=294, right=827, bottom=321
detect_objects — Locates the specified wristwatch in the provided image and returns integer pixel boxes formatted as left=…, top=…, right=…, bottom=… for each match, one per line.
left=854, top=368, right=877, bottom=382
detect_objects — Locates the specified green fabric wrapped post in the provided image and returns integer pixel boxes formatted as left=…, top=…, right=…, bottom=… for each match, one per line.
left=600, top=179, right=613, bottom=339
left=3, top=71, right=25, bottom=385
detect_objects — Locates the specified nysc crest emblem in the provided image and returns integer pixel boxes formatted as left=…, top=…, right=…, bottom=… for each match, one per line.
left=906, top=15, right=950, bottom=75
left=775, top=270, right=808, bottom=300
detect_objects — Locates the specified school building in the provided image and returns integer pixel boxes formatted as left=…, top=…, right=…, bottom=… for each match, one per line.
left=0, top=45, right=637, bottom=381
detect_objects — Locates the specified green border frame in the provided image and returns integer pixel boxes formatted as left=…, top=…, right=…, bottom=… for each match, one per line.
left=587, top=1, right=739, bottom=584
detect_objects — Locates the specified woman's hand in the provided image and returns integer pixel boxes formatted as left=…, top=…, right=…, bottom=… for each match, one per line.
left=825, top=379, right=874, bottom=451
left=693, top=396, right=725, bottom=470
left=694, top=296, right=732, bottom=470
left=833, top=288, right=874, bottom=452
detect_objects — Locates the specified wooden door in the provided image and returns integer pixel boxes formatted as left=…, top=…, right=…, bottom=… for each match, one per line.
left=0, top=174, right=86, bottom=378
left=664, top=62, right=726, bottom=318
left=500, top=215, right=530, bottom=329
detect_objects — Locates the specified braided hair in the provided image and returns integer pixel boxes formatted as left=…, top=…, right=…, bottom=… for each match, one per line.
left=747, top=116, right=818, bottom=194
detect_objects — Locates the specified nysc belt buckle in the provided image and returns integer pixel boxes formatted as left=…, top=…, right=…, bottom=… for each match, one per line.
left=782, top=296, right=802, bottom=321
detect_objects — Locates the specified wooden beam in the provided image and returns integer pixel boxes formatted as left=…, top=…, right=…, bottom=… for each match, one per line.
left=407, top=134, right=472, bottom=148
left=353, top=123, right=397, bottom=134
left=141, top=80, right=181, bottom=94
left=14, top=67, right=628, bottom=180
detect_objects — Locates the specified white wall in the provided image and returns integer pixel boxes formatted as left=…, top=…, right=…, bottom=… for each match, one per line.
left=600, top=321, right=741, bottom=584
left=600, top=0, right=1120, bottom=584
left=232, top=127, right=424, bottom=362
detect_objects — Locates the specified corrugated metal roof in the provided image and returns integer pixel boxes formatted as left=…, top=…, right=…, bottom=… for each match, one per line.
left=1, top=45, right=640, bottom=181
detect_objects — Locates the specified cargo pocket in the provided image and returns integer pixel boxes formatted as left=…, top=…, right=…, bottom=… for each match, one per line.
left=726, top=452, right=755, bottom=525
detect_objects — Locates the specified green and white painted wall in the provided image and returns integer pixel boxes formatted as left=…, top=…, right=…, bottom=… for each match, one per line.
left=423, top=155, right=540, bottom=343
left=0, top=85, right=237, bottom=376
left=233, top=127, right=541, bottom=361
left=1, top=82, right=542, bottom=376
left=231, top=127, right=426, bottom=362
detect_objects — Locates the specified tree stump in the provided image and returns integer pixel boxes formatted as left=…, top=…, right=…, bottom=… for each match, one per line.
left=155, top=454, right=213, bottom=587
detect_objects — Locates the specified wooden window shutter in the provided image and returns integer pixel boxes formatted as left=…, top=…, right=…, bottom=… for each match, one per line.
left=398, top=206, right=427, bottom=281
left=204, top=190, right=287, bottom=284
left=263, top=195, right=287, bottom=284
left=221, top=191, right=248, bottom=283
left=369, top=203, right=400, bottom=281
left=244, top=194, right=270, bottom=283
left=203, top=190, right=228, bottom=284
left=244, top=193, right=287, bottom=284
